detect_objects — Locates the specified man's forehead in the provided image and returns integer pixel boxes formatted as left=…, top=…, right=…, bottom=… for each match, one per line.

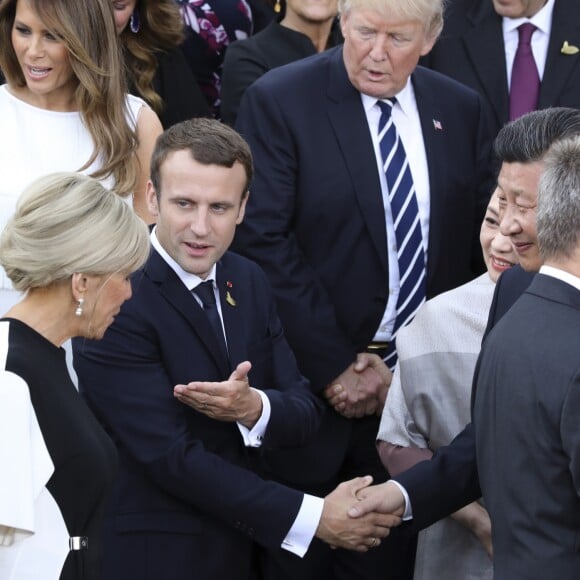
left=497, top=160, right=543, bottom=198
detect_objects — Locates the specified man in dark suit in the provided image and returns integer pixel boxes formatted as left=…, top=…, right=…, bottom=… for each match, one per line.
left=422, top=0, right=580, bottom=138
left=474, top=135, right=580, bottom=579
left=232, top=0, right=492, bottom=577
left=349, top=108, right=580, bottom=547
left=72, top=119, right=398, bottom=580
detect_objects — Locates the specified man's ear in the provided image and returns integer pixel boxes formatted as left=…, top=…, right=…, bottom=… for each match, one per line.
left=146, top=181, right=160, bottom=217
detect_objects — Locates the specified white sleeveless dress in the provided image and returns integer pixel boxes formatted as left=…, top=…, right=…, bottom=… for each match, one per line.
left=0, top=85, right=145, bottom=312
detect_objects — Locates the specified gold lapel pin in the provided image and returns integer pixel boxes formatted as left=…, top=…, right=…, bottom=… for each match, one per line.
left=561, top=41, right=579, bottom=55
left=226, top=291, right=236, bottom=306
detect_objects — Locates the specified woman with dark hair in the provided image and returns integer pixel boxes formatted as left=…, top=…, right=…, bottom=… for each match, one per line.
left=112, top=0, right=210, bottom=128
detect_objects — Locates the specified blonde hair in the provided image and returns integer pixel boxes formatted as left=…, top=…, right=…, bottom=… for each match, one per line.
left=338, top=0, right=445, bottom=39
left=120, top=0, right=185, bottom=115
left=0, top=0, right=139, bottom=196
left=0, top=172, right=150, bottom=291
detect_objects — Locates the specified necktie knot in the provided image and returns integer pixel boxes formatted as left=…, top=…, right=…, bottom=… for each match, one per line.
left=193, top=280, right=217, bottom=308
left=517, top=22, right=537, bottom=46
left=377, top=98, right=396, bottom=131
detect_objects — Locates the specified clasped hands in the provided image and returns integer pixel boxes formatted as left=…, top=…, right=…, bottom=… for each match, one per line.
left=323, top=353, right=392, bottom=418
left=316, top=477, right=406, bottom=552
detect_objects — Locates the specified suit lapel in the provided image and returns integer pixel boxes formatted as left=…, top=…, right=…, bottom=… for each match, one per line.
left=326, top=47, right=388, bottom=272
left=411, top=69, right=447, bottom=291
left=462, top=2, right=508, bottom=127
left=145, top=249, right=231, bottom=376
left=539, top=0, right=580, bottom=107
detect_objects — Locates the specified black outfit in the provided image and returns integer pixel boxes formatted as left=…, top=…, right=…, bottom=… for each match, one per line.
left=133, top=46, right=210, bottom=129
left=0, top=318, right=117, bottom=580
left=220, top=19, right=343, bottom=125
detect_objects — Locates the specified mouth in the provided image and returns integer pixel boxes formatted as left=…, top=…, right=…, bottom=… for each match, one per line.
left=26, top=65, right=51, bottom=79
left=184, top=241, right=212, bottom=256
left=365, top=68, right=388, bottom=81
left=512, top=241, right=533, bottom=255
left=490, top=255, right=515, bottom=271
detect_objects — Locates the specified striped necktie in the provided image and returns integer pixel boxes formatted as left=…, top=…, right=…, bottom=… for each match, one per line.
left=377, top=99, right=426, bottom=368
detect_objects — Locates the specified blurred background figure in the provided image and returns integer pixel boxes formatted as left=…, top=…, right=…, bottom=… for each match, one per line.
left=377, top=191, right=517, bottom=580
left=220, top=0, right=342, bottom=125
left=112, top=0, right=210, bottom=128
left=421, top=0, right=580, bottom=139
left=0, top=0, right=162, bottom=312
left=0, top=172, right=150, bottom=580
left=177, top=0, right=275, bottom=116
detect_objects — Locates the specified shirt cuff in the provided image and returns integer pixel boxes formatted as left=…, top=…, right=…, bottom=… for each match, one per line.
left=281, top=494, right=324, bottom=557
left=237, top=388, right=270, bottom=447
left=388, top=480, right=413, bottom=520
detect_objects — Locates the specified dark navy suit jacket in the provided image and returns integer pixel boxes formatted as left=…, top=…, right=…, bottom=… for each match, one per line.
left=73, top=249, right=322, bottom=579
left=474, top=273, right=580, bottom=578
left=395, top=265, right=535, bottom=531
left=421, top=0, right=580, bottom=138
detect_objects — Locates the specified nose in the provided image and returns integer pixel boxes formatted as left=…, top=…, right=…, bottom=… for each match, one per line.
left=27, top=34, right=46, bottom=59
left=491, top=230, right=513, bottom=254
left=369, top=34, right=388, bottom=61
left=190, top=207, right=210, bottom=236
left=499, top=203, right=521, bottom=236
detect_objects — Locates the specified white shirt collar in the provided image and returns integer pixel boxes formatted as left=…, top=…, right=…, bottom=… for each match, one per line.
left=539, top=264, right=580, bottom=291
left=150, top=227, right=217, bottom=291
left=503, top=0, right=555, bottom=36
left=360, top=76, right=416, bottom=117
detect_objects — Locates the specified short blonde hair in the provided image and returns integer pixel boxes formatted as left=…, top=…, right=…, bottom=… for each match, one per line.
left=0, top=173, right=150, bottom=291
left=339, top=0, right=445, bottom=39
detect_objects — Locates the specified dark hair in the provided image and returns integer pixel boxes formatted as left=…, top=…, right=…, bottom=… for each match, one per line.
left=120, top=0, right=184, bottom=114
left=150, top=118, right=253, bottom=196
left=494, top=108, right=580, bottom=164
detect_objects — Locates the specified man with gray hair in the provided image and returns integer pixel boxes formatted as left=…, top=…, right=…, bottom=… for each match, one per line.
left=233, top=0, right=493, bottom=577
left=473, top=136, right=580, bottom=578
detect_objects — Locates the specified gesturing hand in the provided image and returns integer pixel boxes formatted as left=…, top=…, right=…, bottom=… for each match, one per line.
left=174, top=361, right=262, bottom=428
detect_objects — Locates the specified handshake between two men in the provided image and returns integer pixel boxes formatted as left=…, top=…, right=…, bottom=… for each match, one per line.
left=174, top=359, right=406, bottom=552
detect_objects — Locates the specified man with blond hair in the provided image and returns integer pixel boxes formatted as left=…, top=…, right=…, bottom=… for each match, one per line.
left=233, top=0, right=494, bottom=577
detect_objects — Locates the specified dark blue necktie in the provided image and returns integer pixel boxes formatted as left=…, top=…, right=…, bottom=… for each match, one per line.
left=193, top=280, right=229, bottom=363
left=377, top=99, right=427, bottom=368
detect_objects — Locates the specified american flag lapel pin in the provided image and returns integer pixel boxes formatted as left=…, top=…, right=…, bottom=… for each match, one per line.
left=432, top=119, right=443, bottom=131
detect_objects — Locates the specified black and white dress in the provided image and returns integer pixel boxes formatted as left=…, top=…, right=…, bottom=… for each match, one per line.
left=0, top=318, right=117, bottom=579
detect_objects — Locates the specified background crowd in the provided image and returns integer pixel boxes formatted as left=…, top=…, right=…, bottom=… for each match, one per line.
left=0, top=0, right=578, bottom=579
